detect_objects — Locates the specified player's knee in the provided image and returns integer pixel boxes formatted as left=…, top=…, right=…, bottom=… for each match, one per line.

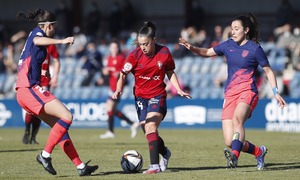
left=225, top=141, right=232, bottom=148
left=62, top=111, right=73, bottom=122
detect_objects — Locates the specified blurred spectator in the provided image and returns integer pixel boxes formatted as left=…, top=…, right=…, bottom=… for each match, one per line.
left=289, top=25, right=300, bottom=70
left=211, top=25, right=223, bottom=47
left=276, top=0, right=293, bottom=27
left=84, top=1, right=102, bottom=41
left=273, top=23, right=293, bottom=62
left=64, top=26, right=87, bottom=59
left=9, top=30, right=27, bottom=73
left=80, top=41, right=103, bottom=86
left=222, top=26, right=232, bottom=41
left=196, top=29, right=211, bottom=48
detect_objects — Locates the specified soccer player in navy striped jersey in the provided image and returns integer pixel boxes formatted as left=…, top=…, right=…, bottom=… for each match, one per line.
left=179, top=13, right=286, bottom=170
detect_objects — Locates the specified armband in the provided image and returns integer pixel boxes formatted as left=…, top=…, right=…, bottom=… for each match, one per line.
left=272, top=87, right=278, bottom=95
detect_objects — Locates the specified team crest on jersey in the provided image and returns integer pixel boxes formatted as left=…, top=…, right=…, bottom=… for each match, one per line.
left=157, top=61, right=162, bottom=69
left=242, top=50, right=249, bottom=57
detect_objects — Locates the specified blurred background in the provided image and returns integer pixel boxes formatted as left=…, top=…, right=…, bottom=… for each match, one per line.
left=0, top=0, right=300, bottom=100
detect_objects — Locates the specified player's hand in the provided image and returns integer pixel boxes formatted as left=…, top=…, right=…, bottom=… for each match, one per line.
left=275, top=94, right=286, bottom=108
left=63, top=37, right=75, bottom=45
left=178, top=90, right=192, bottom=99
left=112, top=90, right=122, bottom=99
left=179, top=37, right=191, bottom=50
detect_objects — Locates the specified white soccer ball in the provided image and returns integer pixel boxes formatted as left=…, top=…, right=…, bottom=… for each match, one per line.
left=121, top=150, right=143, bottom=173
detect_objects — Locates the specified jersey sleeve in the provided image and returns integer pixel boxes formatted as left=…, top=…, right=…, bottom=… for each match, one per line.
left=213, top=40, right=229, bottom=56
left=121, top=53, right=136, bottom=75
left=255, top=46, right=269, bottom=67
left=50, top=45, right=59, bottom=59
left=164, top=49, right=175, bottom=71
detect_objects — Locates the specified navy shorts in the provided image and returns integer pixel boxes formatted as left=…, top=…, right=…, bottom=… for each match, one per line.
left=134, top=94, right=167, bottom=122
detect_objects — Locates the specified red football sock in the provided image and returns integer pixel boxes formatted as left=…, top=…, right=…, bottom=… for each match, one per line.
left=25, top=113, right=34, bottom=123
left=59, top=135, right=82, bottom=166
left=147, top=132, right=159, bottom=164
left=44, top=119, right=71, bottom=154
left=242, top=140, right=262, bottom=157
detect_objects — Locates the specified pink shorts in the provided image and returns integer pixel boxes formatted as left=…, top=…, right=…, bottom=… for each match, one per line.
left=222, top=91, right=258, bottom=120
left=16, top=85, right=56, bottom=115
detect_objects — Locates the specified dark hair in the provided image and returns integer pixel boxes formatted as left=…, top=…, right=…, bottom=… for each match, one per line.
left=138, top=21, right=156, bottom=39
left=233, top=13, right=260, bottom=43
left=17, top=9, right=57, bottom=24
left=110, top=39, right=122, bottom=54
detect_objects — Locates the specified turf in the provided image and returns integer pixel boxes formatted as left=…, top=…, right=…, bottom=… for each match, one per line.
left=0, top=128, right=300, bottom=179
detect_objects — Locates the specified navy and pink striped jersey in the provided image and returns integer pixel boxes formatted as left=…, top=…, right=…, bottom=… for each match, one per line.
left=213, top=39, right=269, bottom=96
left=16, top=27, right=47, bottom=89
left=121, top=44, right=175, bottom=99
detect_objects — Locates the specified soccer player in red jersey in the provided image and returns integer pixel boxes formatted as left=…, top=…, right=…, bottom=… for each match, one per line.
left=179, top=13, right=286, bottom=170
left=113, top=21, right=191, bottom=174
left=22, top=44, right=60, bottom=144
left=16, top=9, right=98, bottom=176
left=100, top=40, right=139, bottom=139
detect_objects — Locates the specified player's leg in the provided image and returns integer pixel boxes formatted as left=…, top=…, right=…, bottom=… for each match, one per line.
left=30, top=115, right=41, bottom=144
left=22, top=112, right=33, bottom=144
left=100, top=98, right=115, bottom=138
left=39, top=99, right=98, bottom=175
left=222, top=119, right=237, bottom=168
left=143, top=112, right=163, bottom=174
left=230, top=102, right=250, bottom=159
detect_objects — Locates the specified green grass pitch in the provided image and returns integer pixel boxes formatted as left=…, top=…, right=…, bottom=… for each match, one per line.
left=0, top=128, right=300, bottom=179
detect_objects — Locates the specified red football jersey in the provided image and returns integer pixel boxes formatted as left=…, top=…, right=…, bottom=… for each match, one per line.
left=40, top=44, right=59, bottom=86
left=42, top=44, right=59, bottom=71
left=107, top=53, right=126, bottom=91
left=122, top=44, right=175, bottom=99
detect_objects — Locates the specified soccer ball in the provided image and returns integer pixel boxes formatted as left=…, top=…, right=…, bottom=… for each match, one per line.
left=121, top=150, right=143, bottom=173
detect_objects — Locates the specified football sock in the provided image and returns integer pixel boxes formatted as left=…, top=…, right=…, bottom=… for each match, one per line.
left=31, top=116, right=41, bottom=141
left=59, top=132, right=82, bottom=166
left=77, top=163, right=85, bottom=169
left=116, top=110, right=133, bottom=125
left=242, top=140, right=262, bottom=157
left=42, top=150, right=51, bottom=158
left=107, top=111, right=114, bottom=132
left=25, top=113, right=33, bottom=124
left=147, top=132, right=159, bottom=164
left=158, top=136, right=167, bottom=155
left=44, top=118, right=71, bottom=154
left=231, top=139, right=243, bottom=158
left=24, top=113, right=33, bottom=134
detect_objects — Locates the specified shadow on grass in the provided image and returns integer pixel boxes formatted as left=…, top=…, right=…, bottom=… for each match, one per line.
left=0, top=148, right=39, bottom=153
left=55, top=162, right=300, bottom=177
left=265, top=162, right=300, bottom=171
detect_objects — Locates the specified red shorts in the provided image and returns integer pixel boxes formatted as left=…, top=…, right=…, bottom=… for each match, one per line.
left=16, top=85, right=56, bottom=115
left=222, top=91, right=258, bottom=120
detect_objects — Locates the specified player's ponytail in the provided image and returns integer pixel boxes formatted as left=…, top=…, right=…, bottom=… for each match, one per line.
left=17, top=8, right=42, bottom=20
left=248, top=13, right=260, bottom=44
left=17, top=9, right=57, bottom=26
left=138, top=21, right=156, bottom=39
